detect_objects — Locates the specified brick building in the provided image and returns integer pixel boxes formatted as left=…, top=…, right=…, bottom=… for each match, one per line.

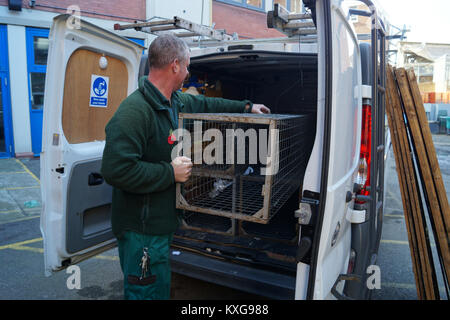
left=0, top=0, right=303, bottom=158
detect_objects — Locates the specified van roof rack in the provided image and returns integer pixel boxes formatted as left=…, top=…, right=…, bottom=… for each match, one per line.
left=114, top=16, right=235, bottom=43
left=267, top=3, right=317, bottom=40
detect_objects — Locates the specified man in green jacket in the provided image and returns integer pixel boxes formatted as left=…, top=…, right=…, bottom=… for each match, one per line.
left=101, top=33, right=270, bottom=300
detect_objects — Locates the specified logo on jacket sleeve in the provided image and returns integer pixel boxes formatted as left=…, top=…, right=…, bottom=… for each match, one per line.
left=168, top=129, right=176, bottom=145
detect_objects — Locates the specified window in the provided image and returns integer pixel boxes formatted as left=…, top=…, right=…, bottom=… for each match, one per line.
left=29, top=73, right=46, bottom=110
left=26, top=28, right=49, bottom=111
left=247, top=0, right=262, bottom=8
left=216, top=0, right=265, bottom=12
left=274, top=0, right=288, bottom=9
left=33, top=36, right=49, bottom=65
left=273, top=0, right=303, bottom=13
left=26, top=27, right=49, bottom=155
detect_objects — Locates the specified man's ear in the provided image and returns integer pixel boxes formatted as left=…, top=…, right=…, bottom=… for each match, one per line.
left=172, top=59, right=179, bottom=73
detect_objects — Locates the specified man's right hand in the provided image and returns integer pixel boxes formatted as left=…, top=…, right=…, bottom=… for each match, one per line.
left=171, top=156, right=193, bottom=183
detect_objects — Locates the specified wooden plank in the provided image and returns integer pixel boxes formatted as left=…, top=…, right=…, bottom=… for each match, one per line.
left=387, top=65, right=440, bottom=299
left=391, top=73, right=430, bottom=300
left=385, top=66, right=418, bottom=295
left=393, top=68, right=438, bottom=300
left=394, top=68, right=441, bottom=299
left=397, top=69, right=450, bottom=279
left=176, top=200, right=269, bottom=224
left=262, top=120, right=277, bottom=220
left=405, top=68, right=450, bottom=285
left=62, top=49, right=128, bottom=144
left=386, top=65, right=426, bottom=299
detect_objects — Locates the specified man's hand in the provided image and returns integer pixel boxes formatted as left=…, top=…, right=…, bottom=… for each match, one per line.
left=171, top=156, right=193, bottom=183
left=251, top=104, right=271, bottom=114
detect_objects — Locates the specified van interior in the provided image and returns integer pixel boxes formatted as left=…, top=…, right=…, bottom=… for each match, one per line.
left=170, top=50, right=318, bottom=276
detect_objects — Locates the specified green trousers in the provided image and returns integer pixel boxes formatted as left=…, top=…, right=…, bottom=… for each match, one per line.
left=117, top=231, right=173, bottom=300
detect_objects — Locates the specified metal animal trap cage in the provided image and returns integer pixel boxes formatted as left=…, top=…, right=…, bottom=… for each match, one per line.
left=175, top=113, right=313, bottom=224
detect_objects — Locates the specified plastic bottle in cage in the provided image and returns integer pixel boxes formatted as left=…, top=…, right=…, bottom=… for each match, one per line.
left=209, top=179, right=233, bottom=198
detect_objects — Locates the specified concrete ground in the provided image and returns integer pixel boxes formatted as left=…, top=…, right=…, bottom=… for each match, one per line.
left=0, top=158, right=41, bottom=225
left=371, top=134, right=450, bottom=299
left=0, top=134, right=449, bottom=300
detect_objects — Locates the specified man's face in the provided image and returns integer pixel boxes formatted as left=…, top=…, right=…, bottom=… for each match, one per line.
left=175, top=55, right=190, bottom=91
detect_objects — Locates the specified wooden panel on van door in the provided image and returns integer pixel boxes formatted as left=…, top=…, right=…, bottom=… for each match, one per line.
left=62, top=49, right=128, bottom=144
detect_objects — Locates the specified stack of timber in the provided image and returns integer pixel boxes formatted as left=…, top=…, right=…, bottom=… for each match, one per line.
left=385, top=65, right=450, bottom=300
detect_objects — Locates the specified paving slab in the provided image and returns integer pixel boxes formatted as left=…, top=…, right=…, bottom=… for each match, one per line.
left=7, top=187, right=42, bottom=212
left=0, top=159, right=24, bottom=173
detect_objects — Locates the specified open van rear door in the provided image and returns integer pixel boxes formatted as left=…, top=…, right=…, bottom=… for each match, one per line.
left=302, top=0, right=364, bottom=299
left=40, top=14, right=143, bottom=276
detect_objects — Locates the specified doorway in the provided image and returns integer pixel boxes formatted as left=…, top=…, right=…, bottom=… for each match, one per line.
left=26, top=27, right=49, bottom=156
left=0, top=24, right=13, bottom=158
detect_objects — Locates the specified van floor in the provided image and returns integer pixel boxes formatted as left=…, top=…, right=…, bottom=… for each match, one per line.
left=173, top=229, right=298, bottom=275
left=173, top=190, right=301, bottom=276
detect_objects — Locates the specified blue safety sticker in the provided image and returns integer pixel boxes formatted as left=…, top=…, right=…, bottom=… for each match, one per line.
left=90, top=75, right=109, bottom=107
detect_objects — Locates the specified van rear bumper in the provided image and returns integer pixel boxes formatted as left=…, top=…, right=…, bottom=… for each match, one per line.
left=170, top=248, right=296, bottom=300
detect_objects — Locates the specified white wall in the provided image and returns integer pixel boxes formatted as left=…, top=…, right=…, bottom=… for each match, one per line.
left=144, top=0, right=212, bottom=48
left=434, top=54, right=449, bottom=92
left=7, top=25, right=32, bottom=154
left=146, top=0, right=211, bottom=26
left=0, top=5, right=148, bottom=155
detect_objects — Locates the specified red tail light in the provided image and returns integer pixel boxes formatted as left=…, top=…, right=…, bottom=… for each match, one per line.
left=356, top=104, right=372, bottom=204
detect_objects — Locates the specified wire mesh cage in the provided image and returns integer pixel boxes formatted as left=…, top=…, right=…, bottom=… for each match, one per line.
left=175, top=113, right=313, bottom=224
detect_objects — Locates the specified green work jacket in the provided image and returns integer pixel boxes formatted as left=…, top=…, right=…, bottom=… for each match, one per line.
left=101, top=76, right=252, bottom=238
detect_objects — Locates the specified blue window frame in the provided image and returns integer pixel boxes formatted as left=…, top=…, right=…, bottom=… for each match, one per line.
left=26, top=27, right=49, bottom=156
left=127, top=37, right=146, bottom=55
left=0, top=24, right=14, bottom=158
left=216, top=0, right=266, bottom=12
left=127, top=37, right=145, bottom=47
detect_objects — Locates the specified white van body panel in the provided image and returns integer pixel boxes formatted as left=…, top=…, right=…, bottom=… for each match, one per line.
left=311, top=0, right=363, bottom=299
left=40, top=14, right=143, bottom=276
left=302, top=2, right=326, bottom=195
left=189, top=40, right=318, bottom=57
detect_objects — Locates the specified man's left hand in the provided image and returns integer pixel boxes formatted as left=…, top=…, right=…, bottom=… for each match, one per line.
left=251, top=104, right=271, bottom=114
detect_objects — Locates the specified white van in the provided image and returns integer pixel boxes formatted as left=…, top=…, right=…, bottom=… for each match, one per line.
left=40, top=0, right=388, bottom=300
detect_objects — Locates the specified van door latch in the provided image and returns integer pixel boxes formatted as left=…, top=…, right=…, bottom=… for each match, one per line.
left=296, top=196, right=319, bottom=225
